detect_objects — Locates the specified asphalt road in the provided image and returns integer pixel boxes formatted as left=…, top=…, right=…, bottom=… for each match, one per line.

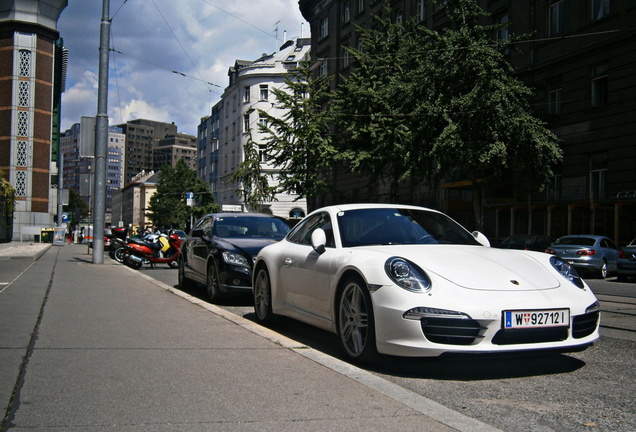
left=136, top=263, right=635, bottom=432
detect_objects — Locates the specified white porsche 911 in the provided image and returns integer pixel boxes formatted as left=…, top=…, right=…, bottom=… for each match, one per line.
left=252, top=204, right=600, bottom=362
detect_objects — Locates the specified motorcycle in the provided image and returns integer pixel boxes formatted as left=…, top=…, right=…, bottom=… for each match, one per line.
left=122, top=230, right=182, bottom=269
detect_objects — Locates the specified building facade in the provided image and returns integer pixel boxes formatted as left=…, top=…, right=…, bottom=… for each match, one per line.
left=154, top=132, right=197, bottom=171
left=298, top=0, right=636, bottom=244
left=205, top=38, right=311, bottom=219
left=0, top=0, right=67, bottom=238
left=115, top=119, right=178, bottom=185
left=110, top=170, right=157, bottom=230
left=60, top=120, right=124, bottom=222
left=197, top=101, right=222, bottom=196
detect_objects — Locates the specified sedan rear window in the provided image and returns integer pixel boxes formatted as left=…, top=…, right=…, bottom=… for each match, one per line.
left=553, top=237, right=596, bottom=246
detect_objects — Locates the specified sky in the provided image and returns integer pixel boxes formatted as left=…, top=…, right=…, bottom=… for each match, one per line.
left=57, top=0, right=309, bottom=136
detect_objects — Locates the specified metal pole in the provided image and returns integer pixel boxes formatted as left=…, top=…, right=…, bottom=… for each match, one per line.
left=92, top=0, right=110, bottom=264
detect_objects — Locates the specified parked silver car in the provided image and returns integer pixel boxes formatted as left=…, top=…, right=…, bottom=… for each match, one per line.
left=546, top=235, right=619, bottom=278
left=617, top=238, right=636, bottom=281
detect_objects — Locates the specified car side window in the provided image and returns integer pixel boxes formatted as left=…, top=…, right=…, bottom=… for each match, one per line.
left=195, top=217, right=212, bottom=237
left=603, top=239, right=618, bottom=250
left=288, top=213, right=334, bottom=248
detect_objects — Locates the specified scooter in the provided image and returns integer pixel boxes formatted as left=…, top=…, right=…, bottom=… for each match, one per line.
left=108, top=226, right=129, bottom=263
left=122, top=230, right=182, bottom=269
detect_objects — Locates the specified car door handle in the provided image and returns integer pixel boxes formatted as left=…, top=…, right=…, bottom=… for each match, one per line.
left=284, top=257, right=293, bottom=267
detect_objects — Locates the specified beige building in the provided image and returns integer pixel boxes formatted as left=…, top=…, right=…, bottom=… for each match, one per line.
left=111, top=170, right=156, bottom=229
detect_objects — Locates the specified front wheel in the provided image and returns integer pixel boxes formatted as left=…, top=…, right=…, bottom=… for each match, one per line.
left=205, top=262, right=223, bottom=303
left=178, top=256, right=195, bottom=289
left=113, top=247, right=126, bottom=263
left=253, top=266, right=275, bottom=323
left=337, top=276, right=377, bottom=363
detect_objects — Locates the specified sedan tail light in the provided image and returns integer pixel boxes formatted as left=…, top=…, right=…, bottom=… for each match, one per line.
left=576, top=249, right=596, bottom=256
left=619, top=250, right=628, bottom=259
left=545, top=248, right=556, bottom=254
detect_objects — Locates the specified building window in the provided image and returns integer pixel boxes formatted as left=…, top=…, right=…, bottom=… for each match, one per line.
left=591, top=65, right=608, bottom=107
left=497, top=14, right=509, bottom=41
left=417, top=0, right=426, bottom=21
left=343, top=48, right=350, bottom=69
left=319, top=59, right=328, bottom=76
left=243, top=114, right=250, bottom=132
left=320, top=16, right=329, bottom=39
left=395, top=11, right=403, bottom=24
left=549, top=1, right=564, bottom=37
left=16, top=141, right=28, bottom=167
left=258, top=113, right=268, bottom=128
left=343, top=2, right=350, bottom=23
left=548, top=80, right=562, bottom=115
left=15, top=170, right=27, bottom=196
left=358, top=0, right=364, bottom=14
left=589, top=158, right=607, bottom=200
left=592, top=0, right=610, bottom=20
left=259, top=85, right=268, bottom=101
left=258, top=144, right=268, bottom=162
left=18, top=81, right=30, bottom=107
left=17, top=111, right=28, bottom=136
left=18, top=50, right=31, bottom=77
left=243, top=86, right=250, bottom=103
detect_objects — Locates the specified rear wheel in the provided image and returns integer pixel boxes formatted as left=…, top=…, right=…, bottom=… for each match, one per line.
left=113, top=247, right=125, bottom=263
left=253, top=266, right=275, bottom=323
left=178, top=256, right=195, bottom=289
left=337, top=276, right=377, bottom=363
left=599, top=260, right=608, bottom=279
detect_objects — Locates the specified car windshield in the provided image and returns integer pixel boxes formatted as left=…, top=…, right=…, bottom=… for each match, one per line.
left=553, top=237, right=596, bottom=246
left=337, top=208, right=481, bottom=247
left=213, top=216, right=290, bottom=240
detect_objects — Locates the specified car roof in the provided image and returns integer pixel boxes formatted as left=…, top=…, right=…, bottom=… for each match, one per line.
left=204, top=212, right=278, bottom=219
left=310, top=203, right=441, bottom=215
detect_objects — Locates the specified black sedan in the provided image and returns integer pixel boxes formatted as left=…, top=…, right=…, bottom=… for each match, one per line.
left=178, top=213, right=291, bottom=302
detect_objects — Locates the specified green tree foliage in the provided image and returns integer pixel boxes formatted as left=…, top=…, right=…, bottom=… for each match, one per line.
left=232, top=60, right=336, bottom=211
left=334, top=0, right=562, bottom=228
left=332, top=4, right=435, bottom=200
left=230, top=132, right=277, bottom=210
left=147, top=159, right=218, bottom=229
left=0, top=170, right=15, bottom=237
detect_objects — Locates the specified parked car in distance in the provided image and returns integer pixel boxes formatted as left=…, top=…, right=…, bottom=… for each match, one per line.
left=617, top=238, right=636, bottom=282
left=496, top=234, right=553, bottom=252
left=178, top=213, right=291, bottom=302
left=545, top=235, right=619, bottom=279
left=252, top=204, right=600, bottom=362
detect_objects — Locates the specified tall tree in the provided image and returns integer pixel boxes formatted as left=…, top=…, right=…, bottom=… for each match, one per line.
left=334, top=0, right=562, bottom=229
left=230, top=132, right=277, bottom=211
left=423, top=0, right=561, bottom=229
left=147, top=159, right=218, bottom=230
left=232, top=60, right=336, bottom=212
left=332, top=6, right=433, bottom=201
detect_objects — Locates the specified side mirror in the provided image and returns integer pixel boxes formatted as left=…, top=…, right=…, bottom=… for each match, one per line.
left=191, top=228, right=204, bottom=238
left=472, top=231, right=491, bottom=247
left=311, top=228, right=327, bottom=255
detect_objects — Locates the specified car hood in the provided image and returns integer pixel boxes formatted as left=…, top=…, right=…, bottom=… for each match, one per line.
left=221, top=237, right=282, bottom=259
left=364, top=245, right=560, bottom=291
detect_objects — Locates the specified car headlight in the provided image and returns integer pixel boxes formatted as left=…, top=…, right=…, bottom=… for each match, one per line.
left=385, top=257, right=431, bottom=292
left=222, top=251, right=250, bottom=268
left=550, top=256, right=584, bottom=289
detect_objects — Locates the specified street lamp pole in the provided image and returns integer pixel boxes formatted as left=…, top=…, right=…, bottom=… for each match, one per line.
left=92, top=0, right=110, bottom=264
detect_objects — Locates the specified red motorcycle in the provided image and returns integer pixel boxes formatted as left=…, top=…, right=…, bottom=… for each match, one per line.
left=123, top=230, right=182, bottom=269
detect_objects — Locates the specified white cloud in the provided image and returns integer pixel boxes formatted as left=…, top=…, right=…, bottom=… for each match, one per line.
left=58, top=0, right=309, bottom=135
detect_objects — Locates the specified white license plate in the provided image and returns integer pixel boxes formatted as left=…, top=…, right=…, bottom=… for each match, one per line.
left=503, top=309, right=570, bottom=329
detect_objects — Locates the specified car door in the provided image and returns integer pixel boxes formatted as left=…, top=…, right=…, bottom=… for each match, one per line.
left=281, top=212, right=336, bottom=319
left=189, top=216, right=212, bottom=278
left=602, top=238, right=620, bottom=271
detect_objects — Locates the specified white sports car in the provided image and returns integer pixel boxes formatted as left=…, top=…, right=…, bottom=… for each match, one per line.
left=252, top=204, right=600, bottom=362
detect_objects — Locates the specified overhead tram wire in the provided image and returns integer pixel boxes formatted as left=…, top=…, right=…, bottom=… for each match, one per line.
left=150, top=0, right=213, bottom=93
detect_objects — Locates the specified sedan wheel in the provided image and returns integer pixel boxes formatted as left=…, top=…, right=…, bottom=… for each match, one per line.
left=113, top=247, right=125, bottom=263
left=206, top=262, right=222, bottom=303
left=337, top=276, right=377, bottom=363
left=178, top=256, right=194, bottom=289
left=253, top=266, right=274, bottom=323
left=599, top=260, right=608, bottom=279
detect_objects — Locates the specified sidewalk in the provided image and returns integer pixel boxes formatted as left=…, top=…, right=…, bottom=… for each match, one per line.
left=0, top=243, right=500, bottom=432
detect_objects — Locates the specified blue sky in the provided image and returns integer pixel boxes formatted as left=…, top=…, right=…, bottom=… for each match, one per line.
left=57, top=0, right=308, bottom=135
